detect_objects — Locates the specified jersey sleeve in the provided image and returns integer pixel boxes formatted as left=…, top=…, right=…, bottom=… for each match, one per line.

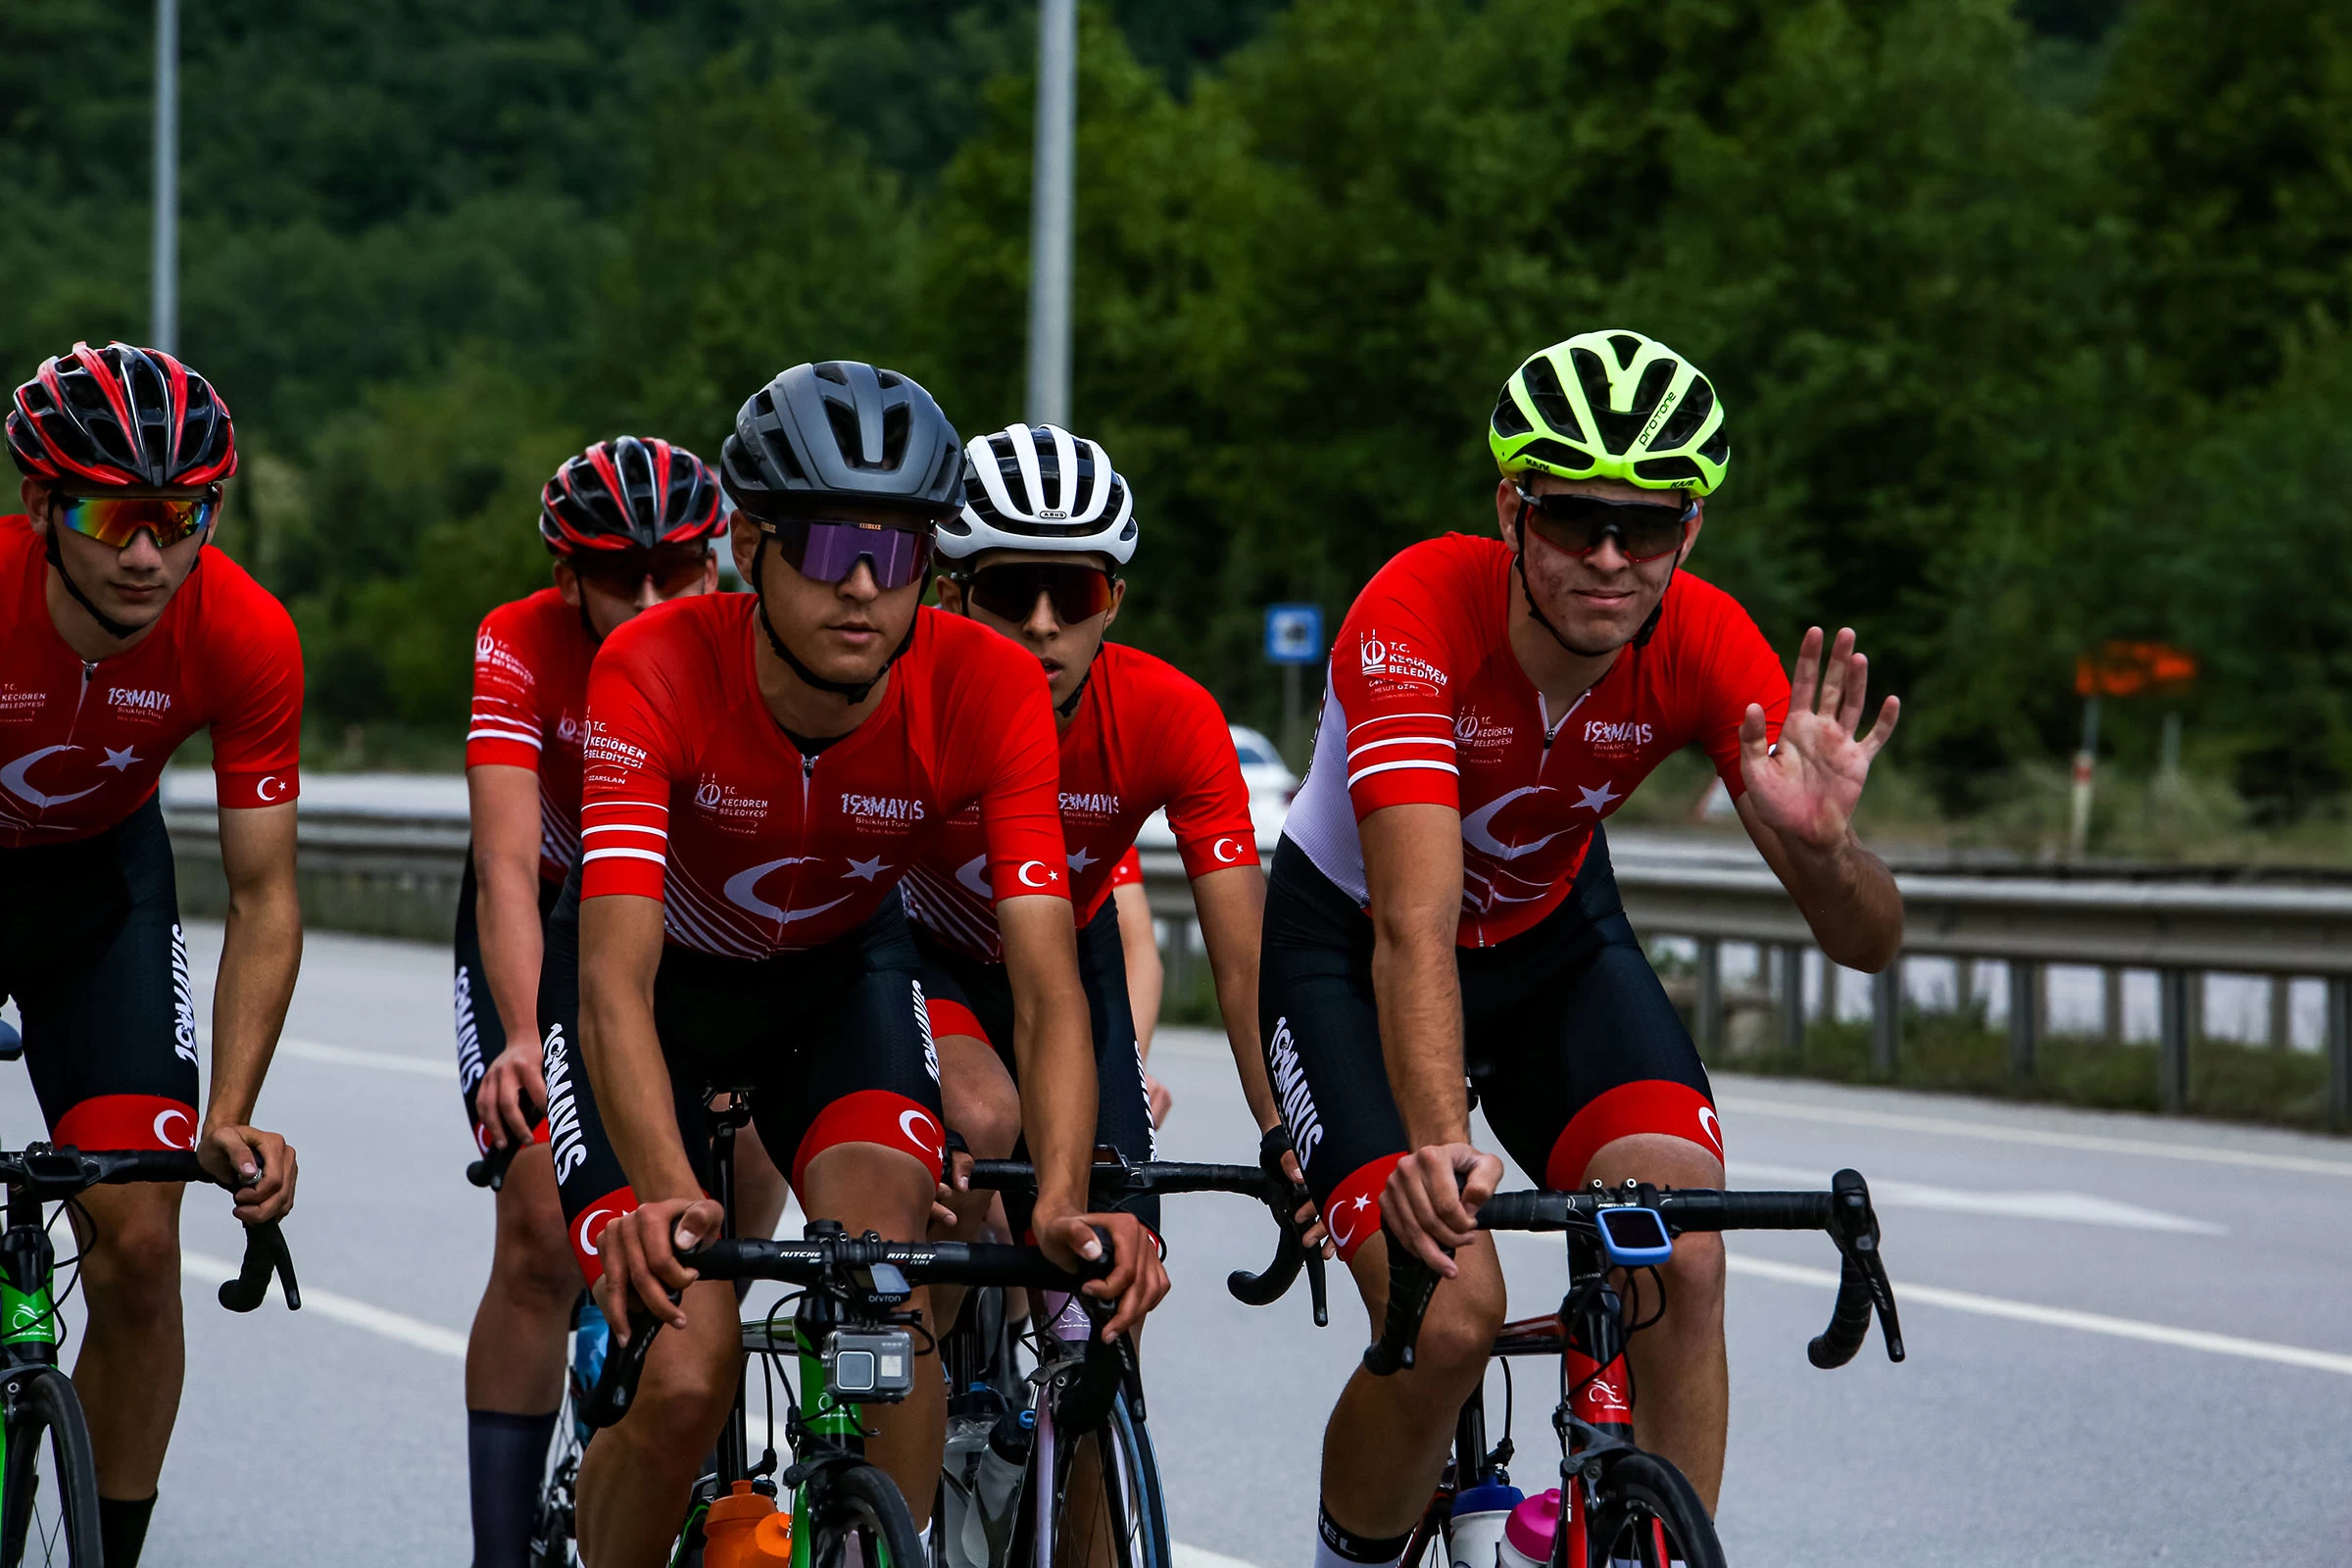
left=576, top=632, right=683, bottom=902
left=1107, top=846, right=1144, bottom=890
left=1327, top=551, right=1469, bottom=820
left=1150, top=676, right=1261, bottom=878
left=466, top=605, right=544, bottom=771
left=205, top=572, right=304, bottom=809
left=956, top=640, right=1070, bottom=904
left=1684, top=582, right=1790, bottom=799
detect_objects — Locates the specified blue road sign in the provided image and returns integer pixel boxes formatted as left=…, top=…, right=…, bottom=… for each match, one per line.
left=1264, top=604, right=1324, bottom=665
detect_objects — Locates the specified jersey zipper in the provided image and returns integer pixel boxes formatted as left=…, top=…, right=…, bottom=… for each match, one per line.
left=785, top=750, right=817, bottom=912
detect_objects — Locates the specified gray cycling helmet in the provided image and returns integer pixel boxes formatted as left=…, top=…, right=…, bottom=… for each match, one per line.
left=721, top=361, right=964, bottom=516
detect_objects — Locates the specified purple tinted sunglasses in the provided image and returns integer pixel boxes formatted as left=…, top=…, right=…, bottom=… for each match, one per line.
left=762, top=517, right=936, bottom=589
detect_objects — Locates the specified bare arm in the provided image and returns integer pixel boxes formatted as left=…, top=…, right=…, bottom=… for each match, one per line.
left=1188, top=864, right=1278, bottom=1131
left=206, top=801, right=302, bottom=1221
left=1738, top=801, right=1902, bottom=971
left=1112, top=879, right=1163, bottom=1058
left=467, top=763, right=550, bottom=1146
left=1360, top=804, right=1470, bottom=1147
left=577, top=894, right=699, bottom=1204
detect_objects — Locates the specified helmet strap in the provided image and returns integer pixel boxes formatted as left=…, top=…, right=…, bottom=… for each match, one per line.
left=43, top=520, right=150, bottom=642
left=1055, top=664, right=1094, bottom=719
left=750, top=534, right=913, bottom=706
left=1510, top=500, right=1680, bottom=657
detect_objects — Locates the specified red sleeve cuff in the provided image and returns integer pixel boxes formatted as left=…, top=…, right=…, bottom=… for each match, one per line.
left=1175, top=832, right=1259, bottom=878
left=466, top=737, right=542, bottom=771
left=216, top=767, right=299, bottom=808
left=1107, top=848, right=1144, bottom=889
left=580, top=853, right=666, bottom=902
left=989, top=856, right=1070, bottom=901
left=1348, top=765, right=1458, bottom=819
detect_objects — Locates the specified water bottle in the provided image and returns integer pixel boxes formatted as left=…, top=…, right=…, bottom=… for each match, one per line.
left=1446, top=1480, right=1525, bottom=1568
left=570, top=1298, right=611, bottom=1446
left=962, top=1404, right=1036, bottom=1566
left=1497, top=1490, right=1562, bottom=1568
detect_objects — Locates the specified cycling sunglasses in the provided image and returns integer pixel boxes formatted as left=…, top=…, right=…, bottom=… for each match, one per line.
left=760, top=516, right=936, bottom=590
left=50, top=489, right=220, bottom=550
left=955, top=562, right=1116, bottom=625
left=570, top=545, right=710, bottom=600
left=1514, top=485, right=1697, bottom=564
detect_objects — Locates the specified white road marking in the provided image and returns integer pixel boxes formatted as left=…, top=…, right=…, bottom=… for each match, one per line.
left=1726, top=1159, right=2226, bottom=1235
left=181, top=1250, right=467, bottom=1358
left=1717, top=1090, right=2352, bottom=1178
left=277, top=1038, right=453, bottom=1079
left=1726, top=1252, right=2352, bottom=1376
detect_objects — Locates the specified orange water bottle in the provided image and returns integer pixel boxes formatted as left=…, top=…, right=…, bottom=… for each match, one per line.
left=704, top=1480, right=796, bottom=1567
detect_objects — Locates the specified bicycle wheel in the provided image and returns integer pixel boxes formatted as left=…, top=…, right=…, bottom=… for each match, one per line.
left=809, top=1461, right=926, bottom=1568
left=1051, top=1391, right=1170, bottom=1568
left=0, top=1370, right=100, bottom=1567
left=1582, top=1451, right=1723, bottom=1568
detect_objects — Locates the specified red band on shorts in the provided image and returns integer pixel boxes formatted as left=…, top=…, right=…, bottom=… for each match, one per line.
left=54, top=1094, right=199, bottom=1153
left=1323, top=1152, right=1405, bottom=1263
left=791, top=1091, right=947, bottom=1193
left=1544, top=1080, right=1723, bottom=1193
left=470, top=1116, right=554, bottom=1156
left=924, top=997, right=988, bottom=1045
left=568, top=1185, right=639, bottom=1287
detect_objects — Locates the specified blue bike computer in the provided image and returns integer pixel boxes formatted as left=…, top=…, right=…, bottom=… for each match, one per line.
left=1595, top=1204, right=1674, bottom=1268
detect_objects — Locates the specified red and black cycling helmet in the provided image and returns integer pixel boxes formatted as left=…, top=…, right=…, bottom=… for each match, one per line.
left=8, top=341, right=237, bottom=489
left=538, top=436, right=728, bottom=556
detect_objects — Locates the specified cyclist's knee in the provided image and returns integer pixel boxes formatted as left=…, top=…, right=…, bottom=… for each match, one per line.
left=1406, top=1267, right=1507, bottom=1392
left=80, top=1209, right=180, bottom=1320
left=494, top=1220, right=585, bottom=1310
left=937, top=1035, right=1019, bottom=1161
left=1656, top=1229, right=1725, bottom=1323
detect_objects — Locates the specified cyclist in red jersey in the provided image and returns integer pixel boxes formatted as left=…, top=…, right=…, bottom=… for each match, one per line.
left=1265, top=332, right=1902, bottom=1568
left=542, top=364, right=1167, bottom=1565
left=458, top=437, right=787, bottom=1568
left=904, top=422, right=1297, bottom=1249
left=2, top=342, right=303, bottom=1567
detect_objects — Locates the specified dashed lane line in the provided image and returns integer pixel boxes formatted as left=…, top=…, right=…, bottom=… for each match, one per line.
left=277, top=1039, right=452, bottom=1079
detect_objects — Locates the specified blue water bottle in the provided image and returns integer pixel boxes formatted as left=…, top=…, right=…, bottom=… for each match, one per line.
left=1446, top=1480, right=1526, bottom=1568
left=571, top=1298, right=611, bottom=1446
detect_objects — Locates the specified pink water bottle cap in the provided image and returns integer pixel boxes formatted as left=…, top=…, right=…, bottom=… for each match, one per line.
left=1504, top=1490, right=1562, bottom=1560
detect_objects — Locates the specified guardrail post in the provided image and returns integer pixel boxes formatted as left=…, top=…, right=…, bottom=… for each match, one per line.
left=1954, top=956, right=1976, bottom=1020
left=2009, top=960, right=2038, bottom=1078
left=1779, top=945, right=1806, bottom=1057
left=2269, top=975, right=2292, bottom=1050
left=1870, top=962, right=1901, bottom=1076
left=1694, top=939, right=1722, bottom=1056
left=2103, top=967, right=2124, bottom=1043
left=2158, top=967, right=2190, bottom=1113
left=2328, top=978, right=2351, bottom=1123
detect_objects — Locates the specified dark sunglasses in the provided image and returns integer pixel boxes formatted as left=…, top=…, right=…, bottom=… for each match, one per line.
left=571, top=546, right=711, bottom=599
left=51, top=489, right=220, bottom=550
left=955, top=562, right=1116, bottom=625
left=760, top=517, right=936, bottom=590
left=1514, top=485, right=1697, bottom=564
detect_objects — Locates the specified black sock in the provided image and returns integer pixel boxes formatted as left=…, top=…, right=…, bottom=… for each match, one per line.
left=467, top=1407, right=560, bottom=1568
left=98, top=1493, right=156, bottom=1568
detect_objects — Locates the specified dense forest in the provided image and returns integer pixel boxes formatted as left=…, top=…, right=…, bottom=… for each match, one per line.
left=5, top=0, right=2350, bottom=825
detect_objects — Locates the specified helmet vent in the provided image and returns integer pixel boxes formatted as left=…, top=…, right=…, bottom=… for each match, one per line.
left=881, top=403, right=910, bottom=467
left=1632, top=456, right=1703, bottom=485
left=825, top=398, right=867, bottom=469
left=1520, top=357, right=1586, bottom=445
left=1649, top=377, right=1714, bottom=452
left=1491, top=388, right=1532, bottom=440
left=1521, top=438, right=1592, bottom=474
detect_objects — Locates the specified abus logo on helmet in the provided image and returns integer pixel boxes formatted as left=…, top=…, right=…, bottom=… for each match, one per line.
left=1038, top=509, right=1069, bottom=521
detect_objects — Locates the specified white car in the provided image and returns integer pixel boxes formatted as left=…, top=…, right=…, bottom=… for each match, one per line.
left=1132, top=723, right=1297, bottom=860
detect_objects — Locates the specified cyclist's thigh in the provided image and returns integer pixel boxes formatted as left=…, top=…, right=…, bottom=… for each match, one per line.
left=1076, top=900, right=1157, bottom=1231
left=1473, top=910, right=1722, bottom=1194
left=13, top=801, right=202, bottom=1154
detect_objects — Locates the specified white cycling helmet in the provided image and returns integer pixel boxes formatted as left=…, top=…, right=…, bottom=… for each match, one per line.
left=936, top=422, right=1138, bottom=565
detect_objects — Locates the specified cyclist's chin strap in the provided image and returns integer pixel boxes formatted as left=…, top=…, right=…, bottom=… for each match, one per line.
left=1510, top=503, right=1677, bottom=656
left=44, top=524, right=145, bottom=641
left=751, top=534, right=914, bottom=706
left=1055, top=664, right=1093, bottom=719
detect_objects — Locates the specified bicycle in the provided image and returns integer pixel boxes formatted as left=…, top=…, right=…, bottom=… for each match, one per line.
left=940, top=1141, right=1327, bottom=1568
left=1363, top=1169, right=1904, bottom=1568
left=582, top=1092, right=1122, bottom=1568
left=0, top=1141, right=300, bottom=1566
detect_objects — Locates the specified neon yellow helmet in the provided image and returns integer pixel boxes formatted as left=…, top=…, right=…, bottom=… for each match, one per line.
left=1490, top=330, right=1729, bottom=497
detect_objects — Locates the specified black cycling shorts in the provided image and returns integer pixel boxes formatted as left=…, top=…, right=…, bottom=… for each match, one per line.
left=0, top=797, right=202, bottom=1153
left=911, top=896, right=1157, bottom=1233
left=1258, top=825, right=1720, bottom=1261
left=453, top=853, right=564, bottom=1153
left=536, top=868, right=946, bottom=1285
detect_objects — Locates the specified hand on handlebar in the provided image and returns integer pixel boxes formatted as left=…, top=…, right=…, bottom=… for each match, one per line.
left=198, top=1124, right=297, bottom=1223
left=933, top=1140, right=977, bottom=1231
left=592, top=1196, right=723, bottom=1342
left=1276, top=1146, right=1331, bottom=1254
left=1036, top=1206, right=1167, bottom=1342
left=475, top=1043, right=546, bottom=1152
left=1383, top=1144, right=1503, bottom=1278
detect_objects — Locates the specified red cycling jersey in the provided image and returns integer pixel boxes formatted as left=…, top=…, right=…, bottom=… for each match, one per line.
left=466, top=587, right=595, bottom=883
left=1282, top=533, right=1788, bottom=948
left=578, top=596, right=1069, bottom=956
left=901, top=640, right=1257, bottom=962
left=1107, top=845, right=1144, bottom=891
left=0, top=516, right=302, bottom=850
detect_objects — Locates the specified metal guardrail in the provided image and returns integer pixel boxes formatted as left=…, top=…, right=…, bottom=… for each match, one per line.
left=159, top=774, right=2351, bottom=1121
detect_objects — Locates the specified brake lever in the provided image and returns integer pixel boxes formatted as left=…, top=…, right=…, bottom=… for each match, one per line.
left=217, top=1219, right=301, bottom=1313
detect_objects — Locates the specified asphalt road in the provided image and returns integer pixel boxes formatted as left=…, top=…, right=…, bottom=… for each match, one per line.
left=4, top=921, right=2348, bottom=1565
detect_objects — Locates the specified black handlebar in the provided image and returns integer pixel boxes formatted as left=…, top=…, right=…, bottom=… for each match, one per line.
left=466, top=1138, right=521, bottom=1191
left=1363, top=1171, right=1902, bottom=1377
left=585, top=1229, right=1117, bottom=1432
left=0, top=1147, right=301, bottom=1314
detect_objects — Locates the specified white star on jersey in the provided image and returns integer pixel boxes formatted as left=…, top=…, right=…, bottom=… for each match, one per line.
left=100, top=747, right=139, bottom=772
left=1575, top=781, right=1619, bottom=812
left=1067, top=846, right=1097, bottom=873
left=844, top=856, right=888, bottom=882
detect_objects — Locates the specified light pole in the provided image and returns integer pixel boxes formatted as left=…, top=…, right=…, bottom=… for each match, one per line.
left=1025, top=0, right=1075, bottom=427
left=151, top=0, right=178, bottom=354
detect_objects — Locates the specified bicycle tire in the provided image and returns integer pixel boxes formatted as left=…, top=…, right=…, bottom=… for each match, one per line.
left=0, top=1370, right=100, bottom=1567
left=1581, top=1450, right=1724, bottom=1568
left=1051, top=1391, right=1169, bottom=1568
left=809, top=1461, right=926, bottom=1568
